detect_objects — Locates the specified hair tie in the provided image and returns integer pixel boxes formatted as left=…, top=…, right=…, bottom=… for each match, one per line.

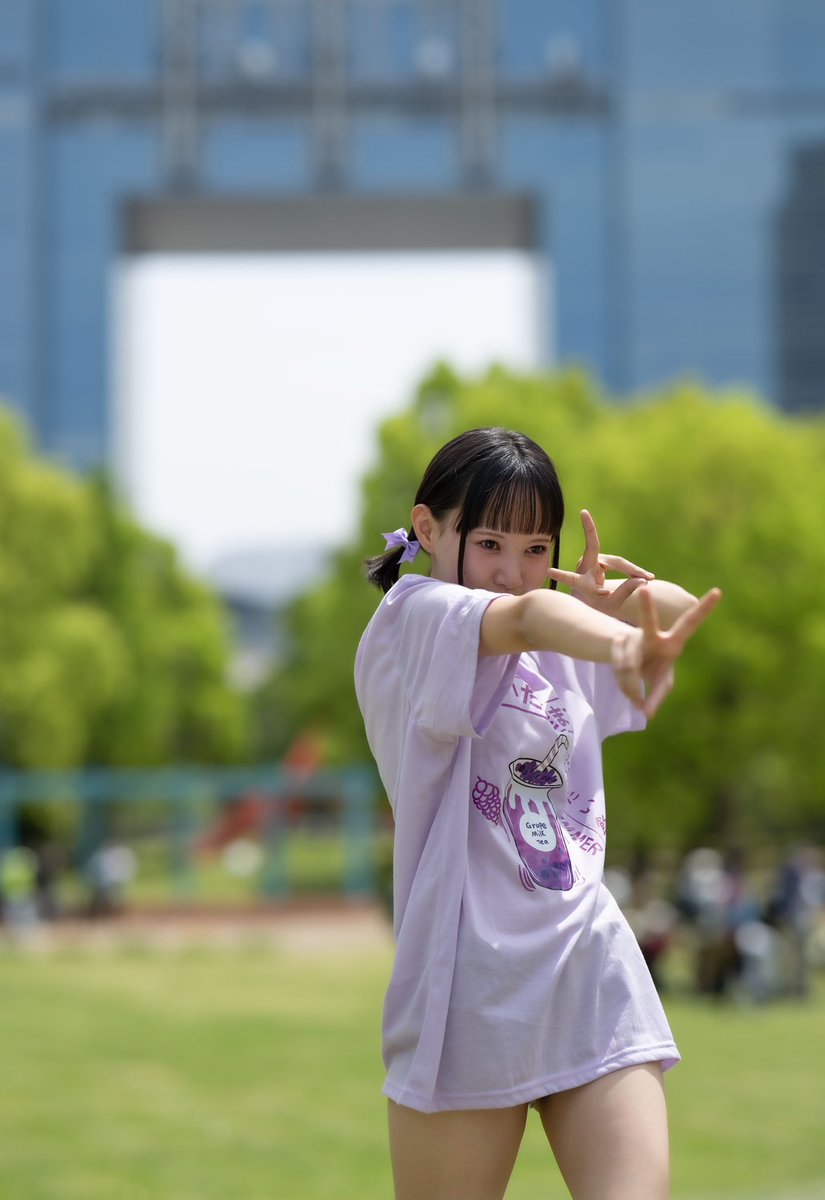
left=382, top=528, right=421, bottom=563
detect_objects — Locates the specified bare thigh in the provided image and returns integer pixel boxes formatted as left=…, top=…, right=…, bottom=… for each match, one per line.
left=536, top=1062, right=670, bottom=1200
left=387, top=1099, right=529, bottom=1200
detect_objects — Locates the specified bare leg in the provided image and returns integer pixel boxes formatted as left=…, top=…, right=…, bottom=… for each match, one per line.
left=388, top=1099, right=529, bottom=1200
left=536, top=1062, right=670, bottom=1200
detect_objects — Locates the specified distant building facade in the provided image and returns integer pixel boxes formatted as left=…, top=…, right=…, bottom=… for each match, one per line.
left=776, top=143, right=825, bottom=414
left=2, top=0, right=825, bottom=470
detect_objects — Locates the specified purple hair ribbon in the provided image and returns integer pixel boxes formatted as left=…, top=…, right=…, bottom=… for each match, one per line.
left=382, top=528, right=421, bottom=563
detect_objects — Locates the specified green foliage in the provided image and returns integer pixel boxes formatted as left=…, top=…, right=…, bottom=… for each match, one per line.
left=589, top=384, right=825, bottom=849
left=0, top=406, right=248, bottom=770
left=263, top=365, right=825, bottom=851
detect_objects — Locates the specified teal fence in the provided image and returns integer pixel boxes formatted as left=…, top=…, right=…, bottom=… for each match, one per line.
left=0, top=765, right=379, bottom=903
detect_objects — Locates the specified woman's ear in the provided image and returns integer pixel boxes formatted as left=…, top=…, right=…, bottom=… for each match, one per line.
left=411, top=503, right=437, bottom=553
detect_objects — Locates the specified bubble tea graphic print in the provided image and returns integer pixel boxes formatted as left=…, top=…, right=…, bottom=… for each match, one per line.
left=471, top=665, right=579, bottom=892
left=503, top=735, right=573, bottom=891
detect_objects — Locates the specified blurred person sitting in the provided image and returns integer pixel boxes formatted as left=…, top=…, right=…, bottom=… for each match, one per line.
left=765, top=844, right=825, bottom=998
left=676, top=846, right=760, bottom=997
left=84, top=842, right=137, bottom=918
left=0, top=846, right=40, bottom=939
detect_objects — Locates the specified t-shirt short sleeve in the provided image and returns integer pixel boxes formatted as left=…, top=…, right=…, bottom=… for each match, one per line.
left=386, top=579, right=518, bottom=741
left=562, top=657, right=647, bottom=741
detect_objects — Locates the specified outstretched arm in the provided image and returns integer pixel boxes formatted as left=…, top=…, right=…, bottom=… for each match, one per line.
left=547, top=509, right=696, bottom=629
left=480, top=584, right=721, bottom=718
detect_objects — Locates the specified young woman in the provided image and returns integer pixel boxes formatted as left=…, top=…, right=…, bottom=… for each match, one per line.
left=355, top=428, right=721, bottom=1200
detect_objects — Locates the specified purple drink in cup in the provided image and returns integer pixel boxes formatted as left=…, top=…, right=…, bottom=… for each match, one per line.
left=503, top=737, right=573, bottom=892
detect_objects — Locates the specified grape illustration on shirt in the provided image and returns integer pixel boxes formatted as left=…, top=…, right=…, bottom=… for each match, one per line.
left=472, top=734, right=574, bottom=892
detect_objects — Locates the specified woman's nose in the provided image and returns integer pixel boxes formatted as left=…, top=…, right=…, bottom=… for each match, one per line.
left=494, top=555, right=522, bottom=589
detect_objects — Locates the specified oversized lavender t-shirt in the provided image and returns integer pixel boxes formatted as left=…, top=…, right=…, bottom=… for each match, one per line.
left=355, top=575, right=679, bottom=1113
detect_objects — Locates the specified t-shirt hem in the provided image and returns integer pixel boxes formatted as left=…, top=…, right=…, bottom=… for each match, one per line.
left=383, top=1043, right=680, bottom=1113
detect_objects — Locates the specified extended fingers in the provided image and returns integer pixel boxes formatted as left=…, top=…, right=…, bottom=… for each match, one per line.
left=637, top=587, right=721, bottom=717
left=637, top=583, right=662, bottom=638
left=578, top=509, right=601, bottom=571
left=598, top=554, right=655, bottom=581
left=669, top=588, right=723, bottom=647
left=546, top=567, right=587, bottom=589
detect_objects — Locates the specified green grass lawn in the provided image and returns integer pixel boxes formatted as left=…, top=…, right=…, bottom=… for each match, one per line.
left=0, top=935, right=823, bottom=1199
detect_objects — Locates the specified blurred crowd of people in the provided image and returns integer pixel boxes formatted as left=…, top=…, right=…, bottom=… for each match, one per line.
left=3, top=836, right=824, bottom=1004
left=0, top=840, right=137, bottom=938
left=609, top=844, right=825, bottom=1002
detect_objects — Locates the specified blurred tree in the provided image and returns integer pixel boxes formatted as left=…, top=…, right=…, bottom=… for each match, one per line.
left=259, top=365, right=825, bottom=852
left=0, top=408, right=248, bottom=770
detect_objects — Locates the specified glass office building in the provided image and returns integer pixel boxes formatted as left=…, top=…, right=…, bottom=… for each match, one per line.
left=2, top=0, right=825, bottom=469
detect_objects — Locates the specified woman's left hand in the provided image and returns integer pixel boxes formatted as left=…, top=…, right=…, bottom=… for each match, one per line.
left=547, top=509, right=655, bottom=617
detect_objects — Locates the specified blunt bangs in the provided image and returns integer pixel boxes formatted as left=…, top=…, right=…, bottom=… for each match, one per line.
left=458, top=458, right=563, bottom=541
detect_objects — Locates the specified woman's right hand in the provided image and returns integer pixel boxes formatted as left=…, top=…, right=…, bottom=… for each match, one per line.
left=611, top=585, right=722, bottom=717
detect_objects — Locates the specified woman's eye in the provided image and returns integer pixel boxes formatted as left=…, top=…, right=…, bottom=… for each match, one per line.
left=479, top=539, right=499, bottom=551
left=528, top=545, right=550, bottom=556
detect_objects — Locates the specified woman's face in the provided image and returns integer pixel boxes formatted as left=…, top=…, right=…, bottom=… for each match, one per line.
left=427, top=512, right=554, bottom=595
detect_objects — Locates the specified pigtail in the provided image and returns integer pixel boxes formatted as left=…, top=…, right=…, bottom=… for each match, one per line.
left=365, top=523, right=424, bottom=592
left=364, top=543, right=407, bottom=593
left=365, top=527, right=422, bottom=592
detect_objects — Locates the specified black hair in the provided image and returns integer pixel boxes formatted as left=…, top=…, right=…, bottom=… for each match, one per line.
left=365, top=427, right=564, bottom=593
